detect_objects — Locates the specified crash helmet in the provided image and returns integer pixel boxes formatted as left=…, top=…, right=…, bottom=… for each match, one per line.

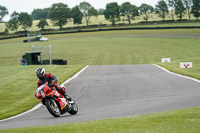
left=36, top=67, right=45, bottom=79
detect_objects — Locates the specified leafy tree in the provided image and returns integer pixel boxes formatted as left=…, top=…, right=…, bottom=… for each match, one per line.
left=104, top=2, right=120, bottom=25
left=155, top=0, right=169, bottom=21
left=183, top=0, right=193, bottom=20
left=71, top=6, right=83, bottom=26
left=192, top=0, right=200, bottom=20
left=11, top=11, right=19, bottom=20
left=18, top=12, right=33, bottom=31
left=0, top=5, right=8, bottom=22
left=31, top=8, right=49, bottom=20
left=89, top=7, right=98, bottom=17
left=79, top=2, right=98, bottom=26
left=139, top=4, right=154, bottom=22
left=5, top=11, right=19, bottom=32
left=49, top=3, right=71, bottom=29
left=4, top=28, right=9, bottom=35
left=37, top=19, right=48, bottom=30
left=120, top=2, right=139, bottom=24
left=167, top=0, right=176, bottom=20
left=174, top=0, right=186, bottom=20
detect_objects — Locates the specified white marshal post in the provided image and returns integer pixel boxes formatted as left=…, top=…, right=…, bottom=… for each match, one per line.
left=180, top=62, right=193, bottom=68
left=161, top=58, right=171, bottom=63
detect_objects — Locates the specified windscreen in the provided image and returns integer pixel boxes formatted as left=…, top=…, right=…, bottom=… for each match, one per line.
left=37, top=84, right=45, bottom=98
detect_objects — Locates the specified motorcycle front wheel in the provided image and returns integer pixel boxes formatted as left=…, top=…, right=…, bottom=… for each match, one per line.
left=45, top=99, right=61, bottom=117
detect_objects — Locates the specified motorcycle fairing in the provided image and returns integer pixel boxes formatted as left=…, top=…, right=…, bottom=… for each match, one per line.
left=57, top=98, right=68, bottom=110
left=43, top=83, right=55, bottom=96
left=36, top=91, right=42, bottom=100
left=57, top=98, right=70, bottom=114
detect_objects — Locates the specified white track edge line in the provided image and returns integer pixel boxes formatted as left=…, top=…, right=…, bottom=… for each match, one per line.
left=153, top=64, right=200, bottom=83
left=0, top=65, right=89, bottom=122
left=0, top=103, right=42, bottom=122
left=61, top=65, right=89, bottom=87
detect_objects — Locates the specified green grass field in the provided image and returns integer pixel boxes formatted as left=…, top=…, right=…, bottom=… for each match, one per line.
left=0, top=29, right=200, bottom=132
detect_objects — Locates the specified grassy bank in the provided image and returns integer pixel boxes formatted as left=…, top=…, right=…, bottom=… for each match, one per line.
left=0, top=65, right=84, bottom=120
left=1, top=29, right=200, bottom=66
left=1, top=107, right=200, bottom=133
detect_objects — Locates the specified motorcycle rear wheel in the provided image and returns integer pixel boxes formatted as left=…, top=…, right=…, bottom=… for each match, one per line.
left=68, top=101, right=78, bottom=115
left=45, top=99, right=61, bottom=117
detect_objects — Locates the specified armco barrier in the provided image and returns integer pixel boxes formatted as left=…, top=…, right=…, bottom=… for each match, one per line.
left=1, top=26, right=200, bottom=40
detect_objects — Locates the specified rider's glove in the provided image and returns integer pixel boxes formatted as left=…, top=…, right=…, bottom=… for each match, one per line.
left=49, top=80, right=56, bottom=86
left=51, top=80, right=56, bottom=84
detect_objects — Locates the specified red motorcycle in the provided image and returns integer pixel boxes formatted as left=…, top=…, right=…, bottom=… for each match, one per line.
left=35, top=82, right=78, bottom=117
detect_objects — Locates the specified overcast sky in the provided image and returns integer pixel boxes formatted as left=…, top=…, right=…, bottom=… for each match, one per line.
left=0, top=0, right=160, bottom=21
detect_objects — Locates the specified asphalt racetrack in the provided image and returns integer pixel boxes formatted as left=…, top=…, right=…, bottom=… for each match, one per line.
left=1, top=64, right=200, bottom=129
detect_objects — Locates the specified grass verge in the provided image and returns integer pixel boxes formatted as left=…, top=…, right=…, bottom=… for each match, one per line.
left=0, top=107, right=200, bottom=133
left=0, top=65, right=84, bottom=120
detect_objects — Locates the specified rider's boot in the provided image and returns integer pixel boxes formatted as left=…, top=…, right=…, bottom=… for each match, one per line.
left=59, top=87, right=72, bottom=101
left=64, top=94, right=72, bottom=101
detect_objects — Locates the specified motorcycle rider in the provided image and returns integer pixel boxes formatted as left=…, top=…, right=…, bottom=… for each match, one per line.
left=35, top=67, right=71, bottom=101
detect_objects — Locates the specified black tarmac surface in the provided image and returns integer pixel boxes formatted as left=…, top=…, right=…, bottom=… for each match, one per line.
left=1, top=64, right=200, bottom=129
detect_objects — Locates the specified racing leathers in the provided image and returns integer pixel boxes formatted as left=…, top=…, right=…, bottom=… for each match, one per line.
left=37, top=73, right=71, bottom=100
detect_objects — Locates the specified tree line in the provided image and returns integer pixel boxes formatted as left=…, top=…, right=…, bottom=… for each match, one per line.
left=0, top=0, right=200, bottom=33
